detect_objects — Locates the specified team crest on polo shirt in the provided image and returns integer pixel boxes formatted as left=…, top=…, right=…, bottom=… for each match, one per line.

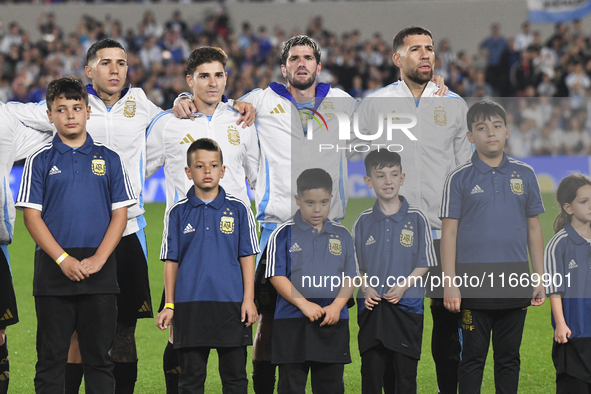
left=510, top=171, right=523, bottom=195
left=321, top=99, right=335, bottom=117
left=227, top=126, right=240, bottom=146
left=434, top=106, right=447, bottom=126
left=220, top=208, right=235, bottom=234
left=91, top=154, right=106, bottom=176
left=123, top=97, right=136, bottom=118
left=400, top=222, right=414, bottom=247
left=328, top=234, right=342, bottom=256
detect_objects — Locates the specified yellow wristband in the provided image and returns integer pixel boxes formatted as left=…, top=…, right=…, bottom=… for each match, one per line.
left=56, top=252, right=69, bottom=265
left=164, top=303, right=174, bottom=310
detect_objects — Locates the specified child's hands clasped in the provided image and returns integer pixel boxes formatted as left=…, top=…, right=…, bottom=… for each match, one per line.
left=301, top=300, right=325, bottom=322
left=383, top=285, right=405, bottom=304
left=320, top=303, right=341, bottom=326
left=80, top=255, right=107, bottom=275
left=60, top=256, right=89, bottom=282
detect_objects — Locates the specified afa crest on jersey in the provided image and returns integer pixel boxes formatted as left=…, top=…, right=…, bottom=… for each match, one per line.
left=434, top=106, right=447, bottom=126
left=227, top=126, right=240, bottom=146
left=124, top=97, right=137, bottom=118
left=220, top=208, right=235, bottom=234
left=92, top=154, right=106, bottom=176
left=329, top=235, right=342, bottom=256
left=510, top=171, right=523, bottom=195
left=321, top=99, right=335, bottom=117
left=400, top=222, right=414, bottom=247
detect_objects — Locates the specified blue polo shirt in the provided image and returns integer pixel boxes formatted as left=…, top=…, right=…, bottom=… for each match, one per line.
left=265, top=210, right=357, bottom=320
left=545, top=223, right=591, bottom=338
left=161, top=185, right=260, bottom=348
left=439, top=152, right=544, bottom=264
left=15, top=133, right=136, bottom=295
left=354, top=197, right=436, bottom=314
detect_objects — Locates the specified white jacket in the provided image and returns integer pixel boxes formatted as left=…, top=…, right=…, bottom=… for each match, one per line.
left=0, top=103, right=52, bottom=244
left=7, top=85, right=157, bottom=236
left=356, top=80, right=472, bottom=235
left=239, top=82, right=358, bottom=226
left=145, top=102, right=259, bottom=214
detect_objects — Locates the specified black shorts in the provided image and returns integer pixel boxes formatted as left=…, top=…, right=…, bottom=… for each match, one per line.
left=0, top=248, right=18, bottom=329
left=254, top=244, right=277, bottom=314
left=116, top=231, right=153, bottom=321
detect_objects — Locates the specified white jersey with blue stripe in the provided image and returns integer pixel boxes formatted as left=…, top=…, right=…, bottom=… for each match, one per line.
left=355, top=80, right=472, bottom=236
left=239, top=82, right=358, bottom=226
left=145, top=101, right=259, bottom=215
left=0, top=103, right=52, bottom=244
left=6, top=85, right=162, bottom=236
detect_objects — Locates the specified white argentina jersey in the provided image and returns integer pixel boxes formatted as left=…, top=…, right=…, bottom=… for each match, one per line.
left=239, top=82, right=358, bottom=226
left=356, top=80, right=472, bottom=235
left=145, top=101, right=259, bottom=214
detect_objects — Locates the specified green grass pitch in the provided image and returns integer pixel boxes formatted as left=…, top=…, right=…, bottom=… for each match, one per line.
left=6, top=193, right=561, bottom=393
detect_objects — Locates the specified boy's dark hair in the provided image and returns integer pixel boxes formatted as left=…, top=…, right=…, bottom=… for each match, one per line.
left=46, top=77, right=89, bottom=109
left=280, top=35, right=321, bottom=65
left=86, top=38, right=126, bottom=65
left=364, top=150, right=402, bottom=176
left=297, top=168, right=332, bottom=195
left=554, top=174, right=591, bottom=233
left=393, top=26, right=433, bottom=52
left=186, top=138, right=224, bottom=166
left=466, top=100, right=507, bottom=132
left=186, top=47, right=228, bottom=77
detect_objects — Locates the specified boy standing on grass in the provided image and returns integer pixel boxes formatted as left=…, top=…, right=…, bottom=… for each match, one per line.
left=265, top=168, right=356, bottom=394
left=354, top=150, right=436, bottom=394
left=441, top=100, right=545, bottom=393
left=156, top=138, right=259, bottom=394
left=15, top=77, right=136, bottom=393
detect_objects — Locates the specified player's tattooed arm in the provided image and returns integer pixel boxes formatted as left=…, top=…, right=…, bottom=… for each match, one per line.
left=110, top=322, right=137, bottom=362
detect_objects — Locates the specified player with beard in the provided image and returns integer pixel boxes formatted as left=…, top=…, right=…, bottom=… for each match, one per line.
left=357, top=26, right=472, bottom=394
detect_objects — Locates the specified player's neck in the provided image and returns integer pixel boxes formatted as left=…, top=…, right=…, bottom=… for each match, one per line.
left=571, top=218, right=591, bottom=239
left=194, top=99, right=220, bottom=116
left=402, top=75, right=427, bottom=99
left=194, top=185, right=219, bottom=202
left=476, top=150, right=503, bottom=168
left=93, top=84, right=122, bottom=107
left=287, top=83, right=317, bottom=103
left=377, top=196, right=402, bottom=216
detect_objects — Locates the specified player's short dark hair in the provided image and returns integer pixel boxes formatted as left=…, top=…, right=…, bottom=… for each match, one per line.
left=280, top=35, right=321, bottom=65
left=466, top=100, right=507, bottom=132
left=46, top=77, right=89, bottom=109
left=186, top=47, right=228, bottom=77
left=186, top=138, right=224, bottom=167
left=297, top=168, right=332, bottom=195
left=86, top=38, right=126, bottom=65
left=393, top=26, right=433, bottom=52
left=364, top=150, right=402, bottom=176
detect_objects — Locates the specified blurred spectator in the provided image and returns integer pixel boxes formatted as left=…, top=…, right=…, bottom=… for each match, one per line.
left=165, top=11, right=188, bottom=39
left=140, top=10, right=163, bottom=39
left=565, top=61, right=590, bottom=109
left=514, top=22, right=534, bottom=52
left=508, top=118, right=536, bottom=157
left=0, top=23, right=22, bottom=55
left=480, top=23, right=507, bottom=92
left=534, top=117, right=562, bottom=156
left=562, top=115, right=591, bottom=155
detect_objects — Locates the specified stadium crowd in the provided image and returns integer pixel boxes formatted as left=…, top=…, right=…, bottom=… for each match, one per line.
left=0, top=8, right=590, bottom=157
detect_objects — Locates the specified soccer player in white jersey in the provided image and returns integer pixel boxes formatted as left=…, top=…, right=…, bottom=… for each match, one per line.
left=356, top=26, right=472, bottom=394
left=0, top=104, right=52, bottom=394
left=146, top=46, right=259, bottom=394
left=5, top=38, right=255, bottom=394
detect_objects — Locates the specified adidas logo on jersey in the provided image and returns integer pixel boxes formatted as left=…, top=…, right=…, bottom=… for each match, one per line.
left=568, top=259, right=578, bottom=269
left=0, top=309, right=13, bottom=321
left=138, top=301, right=151, bottom=313
left=270, top=104, right=286, bottom=114
left=289, top=243, right=302, bottom=253
left=180, top=133, right=196, bottom=145
left=48, top=166, right=61, bottom=176
left=183, top=223, right=195, bottom=234
left=365, top=236, right=376, bottom=246
left=471, top=185, right=484, bottom=194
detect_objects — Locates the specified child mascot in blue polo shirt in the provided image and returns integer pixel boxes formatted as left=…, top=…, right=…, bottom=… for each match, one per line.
left=354, top=150, right=436, bottom=393
left=15, top=77, right=136, bottom=394
left=440, top=100, right=546, bottom=393
left=545, top=174, right=591, bottom=393
left=265, top=168, right=356, bottom=394
left=156, top=137, right=259, bottom=394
